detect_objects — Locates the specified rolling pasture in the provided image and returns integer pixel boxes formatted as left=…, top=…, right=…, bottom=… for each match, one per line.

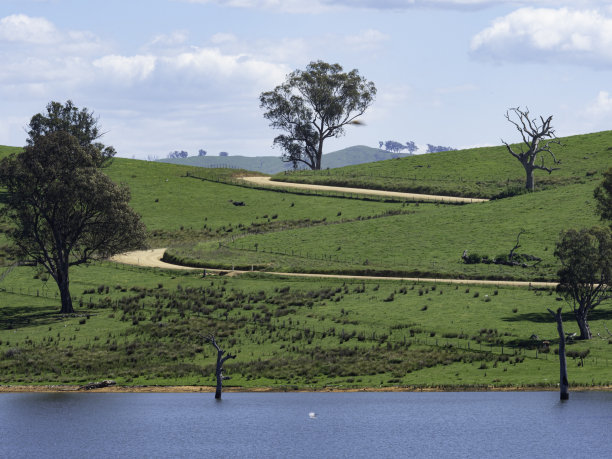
left=272, top=131, right=611, bottom=199
left=0, top=131, right=610, bottom=389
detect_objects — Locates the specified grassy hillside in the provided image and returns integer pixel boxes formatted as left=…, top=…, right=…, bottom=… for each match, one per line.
left=103, top=158, right=406, bottom=246
left=1, top=265, right=611, bottom=389
left=0, top=134, right=610, bottom=389
left=159, top=145, right=409, bottom=174
left=166, top=182, right=600, bottom=281
left=272, top=131, right=612, bottom=199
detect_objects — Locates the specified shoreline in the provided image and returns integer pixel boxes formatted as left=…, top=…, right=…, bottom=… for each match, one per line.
left=2, top=384, right=611, bottom=393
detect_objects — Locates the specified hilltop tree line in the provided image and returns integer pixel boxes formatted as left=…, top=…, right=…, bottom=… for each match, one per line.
left=166, top=149, right=229, bottom=159
left=378, top=141, right=457, bottom=154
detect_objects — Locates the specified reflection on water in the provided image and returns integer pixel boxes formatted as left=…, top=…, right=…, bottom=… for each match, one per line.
left=1, top=391, right=611, bottom=458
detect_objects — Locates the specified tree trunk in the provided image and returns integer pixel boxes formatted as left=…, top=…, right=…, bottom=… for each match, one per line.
left=56, top=264, right=74, bottom=314
left=524, top=164, right=535, bottom=191
left=215, top=354, right=223, bottom=400
left=549, top=308, right=569, bottom=400
left=315, top=138, right=324, bottom=170
left=575, top=309, right=592, bottom=340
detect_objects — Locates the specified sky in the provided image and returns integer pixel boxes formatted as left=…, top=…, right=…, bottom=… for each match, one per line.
left=2, top=0, right=612, bottom=159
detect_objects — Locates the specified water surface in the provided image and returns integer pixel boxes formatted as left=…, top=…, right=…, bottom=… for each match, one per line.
left=1, top=391, right=611, bottom=458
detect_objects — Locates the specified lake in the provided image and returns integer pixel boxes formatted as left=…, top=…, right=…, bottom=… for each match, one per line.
left=1, top=391, right=611, bottom=458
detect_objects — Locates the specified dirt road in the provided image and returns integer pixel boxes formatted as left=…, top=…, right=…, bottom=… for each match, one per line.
left=110, top=249, right=200, bottom=271
left=240, top=176, right=488, bottom=204
left=111, top=249, right=557, bottom=288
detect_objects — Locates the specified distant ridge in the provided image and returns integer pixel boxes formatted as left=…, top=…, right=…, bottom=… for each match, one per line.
left=157, top=145, right=411, bottom=174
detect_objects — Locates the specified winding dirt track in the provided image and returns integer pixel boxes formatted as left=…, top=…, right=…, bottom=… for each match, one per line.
left=110, top=249, right=557, bottom=288
left=109, top=180, right=552, bottom=286
left=240, top=176, right=488, bottom=203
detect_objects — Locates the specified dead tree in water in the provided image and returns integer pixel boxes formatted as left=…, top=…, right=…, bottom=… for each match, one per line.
left=548, top=308, right=569, bottom=400
left=204, top=334, right=236, bottom=399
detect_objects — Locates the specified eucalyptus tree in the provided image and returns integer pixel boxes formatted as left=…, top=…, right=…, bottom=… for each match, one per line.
left=554, top=226, right=612, bottom=339
left=0, top=101, right=147, bottom=314
left=260, top=60, right=376, bottom=170
left=594, top=167, right=612, bottom=222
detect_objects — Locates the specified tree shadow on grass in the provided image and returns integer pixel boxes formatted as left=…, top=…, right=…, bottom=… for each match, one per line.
left=0, top=303, right=63, bottom=330
left=502, top=307, right=612, bottom=324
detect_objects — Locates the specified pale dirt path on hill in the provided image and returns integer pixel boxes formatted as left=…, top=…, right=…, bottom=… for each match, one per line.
left=111, top=249, right=557, bottom=288
left=111, top=249, right=199, bottom=271
left=240, top=176, right=489, bottom=204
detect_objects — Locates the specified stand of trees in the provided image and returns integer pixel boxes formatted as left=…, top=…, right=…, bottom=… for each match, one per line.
left=0, top=101, right=147, bottom=314
left=168, top=150, right=188, bottom=159
left=426, top=144, right=456, bottom=153
left=553, top=171, right=612, bottom=339
left=378, top=140, right=418, bottom=154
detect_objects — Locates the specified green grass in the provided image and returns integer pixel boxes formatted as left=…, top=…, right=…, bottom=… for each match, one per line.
left=1, top=265, right=611, bottom=388
left=102, top=158, right=407, bottom=246
left=0, top=131, right=610, bottom=389
left=272, top=131, right=612, bottom=199
left=167, top=182, right=600, bottom=281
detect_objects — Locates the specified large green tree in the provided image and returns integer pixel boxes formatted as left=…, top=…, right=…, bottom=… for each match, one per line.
left=260, top=61, right=376, bottom=170
left=0, top=101, right=147, bottom=314
left=554, top=226, right=612, bottom=339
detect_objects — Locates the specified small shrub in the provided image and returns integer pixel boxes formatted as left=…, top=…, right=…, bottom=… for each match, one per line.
left=463, top=253, right=482, bottom=264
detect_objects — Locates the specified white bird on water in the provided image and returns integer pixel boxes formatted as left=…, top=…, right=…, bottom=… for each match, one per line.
left=309, top=412, right=317, bottom=419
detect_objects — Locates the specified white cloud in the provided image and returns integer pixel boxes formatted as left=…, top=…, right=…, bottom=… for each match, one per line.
left=93, top=55, right=157, bottom=82
left=179, top=0, right=604, bottom=13
left=586, top=90, right=612, bottom=116
left=0, top=14, right=59, bottom=44
left=344, top=29, right=390, bottom=51
left=149, top=30, right=189, bottom=47
left=471, top=7, right=612, bottom=66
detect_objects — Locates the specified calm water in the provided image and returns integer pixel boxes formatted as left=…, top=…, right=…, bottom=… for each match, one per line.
left=1, top=391, right=611, bottom=458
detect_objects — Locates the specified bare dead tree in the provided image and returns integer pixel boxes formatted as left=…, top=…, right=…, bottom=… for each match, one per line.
left=502, top=107, right=561, bottom=191
left=508, top=228, right=526, bottom=263
left=203, top=334, right=236, bottom=400
left=547, top=308, right=569, bottom=400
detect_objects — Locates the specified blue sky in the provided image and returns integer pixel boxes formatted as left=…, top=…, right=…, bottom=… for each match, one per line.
left=2, top=0, right=612, bottom=159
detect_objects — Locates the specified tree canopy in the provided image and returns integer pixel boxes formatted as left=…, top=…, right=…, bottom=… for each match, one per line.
left=260, top=60, right=376, bottom=170
left=594, top=167, right=612, bottom=222
left=555, top=226, right=612, bottom=339
left=27, top=100, right=115, bottom=166
left=0, top=101, right=147, bottom=314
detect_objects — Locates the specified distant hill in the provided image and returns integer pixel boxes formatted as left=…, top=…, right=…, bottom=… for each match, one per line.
left=157, top=146, right=410, bottom=174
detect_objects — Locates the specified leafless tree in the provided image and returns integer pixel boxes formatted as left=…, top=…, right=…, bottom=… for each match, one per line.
left=548, top=308, right=569, bottom=400
left=204, top=334, right=236, bottom=400
left=502, top=107, right=561, bottom=191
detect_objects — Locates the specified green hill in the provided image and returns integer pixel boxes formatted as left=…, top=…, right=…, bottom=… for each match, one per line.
left=272, top=131, right=612, bottom=199
left=1, top=132, right=611, bottom=390
left=159, top=145, right=410, bottom=174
